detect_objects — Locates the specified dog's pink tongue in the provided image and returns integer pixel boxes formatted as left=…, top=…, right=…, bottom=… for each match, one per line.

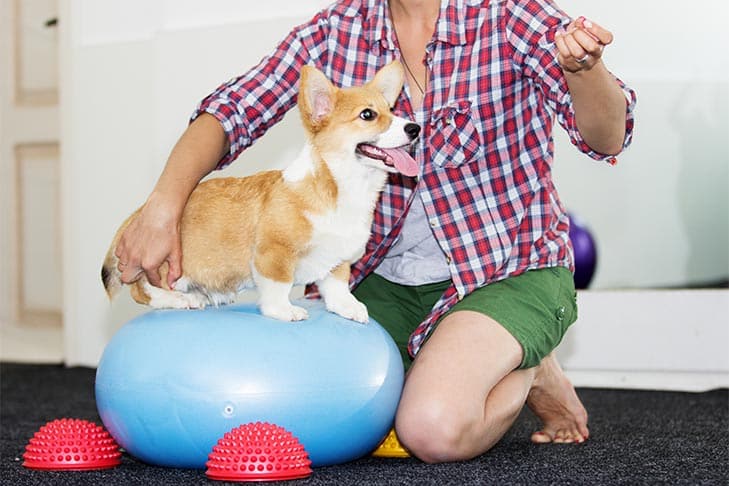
left=383, top=148, right=419, bottom=177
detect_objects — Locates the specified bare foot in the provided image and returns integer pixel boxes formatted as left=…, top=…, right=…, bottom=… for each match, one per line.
left=526, top=353, right=589, bottom=444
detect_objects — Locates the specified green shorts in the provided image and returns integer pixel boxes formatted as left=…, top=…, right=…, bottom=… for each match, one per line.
left=353, top=267, right=578, bottom=370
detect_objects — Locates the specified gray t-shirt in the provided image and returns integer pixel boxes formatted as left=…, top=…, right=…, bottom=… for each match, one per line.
left=374, top=190, right=451, bottom=285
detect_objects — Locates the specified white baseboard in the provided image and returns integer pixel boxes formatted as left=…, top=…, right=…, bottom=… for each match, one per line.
left=4, top=289, right=728, bottom=393
left=0, top=320, right=63, bottom=364
left=564, top=370, right=728, bottom=392
left=557, top=289, right=729, bottom=392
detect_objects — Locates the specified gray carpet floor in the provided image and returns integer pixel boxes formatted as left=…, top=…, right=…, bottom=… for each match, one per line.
left=1, top=363, right=727, bottom=485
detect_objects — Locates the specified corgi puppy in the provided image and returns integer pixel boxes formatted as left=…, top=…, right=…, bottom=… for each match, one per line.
left=101, top=61, right=420, bottom=323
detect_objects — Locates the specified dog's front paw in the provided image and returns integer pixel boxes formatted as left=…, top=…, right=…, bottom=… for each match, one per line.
left=260, top=303, right=309, bottom=322
left=327, top=297, right=369, bottom=324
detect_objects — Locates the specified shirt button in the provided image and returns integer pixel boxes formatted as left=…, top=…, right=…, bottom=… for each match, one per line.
left=445, top=255, right=451, bottom=264
left=556, top=306, right=566, bottom=320
left=429, top=219, right=438, bottom=227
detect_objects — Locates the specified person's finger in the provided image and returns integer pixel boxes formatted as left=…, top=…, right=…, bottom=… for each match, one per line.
left=115, top=227, right=138, bottom=276
left=562, top=31, right=588, bottom=63
left=144, top=262, right=162, bottom=288
left=573, top=29, right=603, bottom=58
left=554, top=31, right=573, bottom=64
left=145, top=271, right=162, bottom=288
left=579, top=17, right=613, bottom=46
left=167, top=247, right=183, bottom=288
left=116, top=236, right=142, bottom=284
left=120, top=264, right=143, bottom=285
left=114, top=236, right=129, bottom=261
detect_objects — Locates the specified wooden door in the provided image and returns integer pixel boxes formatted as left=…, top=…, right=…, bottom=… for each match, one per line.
left=0, top=0, right=63, bottom=362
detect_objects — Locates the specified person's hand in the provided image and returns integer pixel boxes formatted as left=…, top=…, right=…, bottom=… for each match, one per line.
left=114, top=196, right=183, bottom=289
left=555, top=16, right=613, bottom=73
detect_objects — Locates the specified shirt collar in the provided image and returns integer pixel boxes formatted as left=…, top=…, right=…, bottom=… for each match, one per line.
left=365, top=0, right=394, bottom=51
left=434, top=0, right=469, bottom=46
left=365, top=0, right=470, bottom=51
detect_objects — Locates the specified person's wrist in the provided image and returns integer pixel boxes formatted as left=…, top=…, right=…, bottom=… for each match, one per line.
left=144, top=190, right=184, bottom=226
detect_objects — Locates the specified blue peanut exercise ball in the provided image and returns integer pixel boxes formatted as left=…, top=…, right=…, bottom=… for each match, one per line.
left=95, top=300, right=404, bottom=468
left=568, top=213, right=598, bottom=289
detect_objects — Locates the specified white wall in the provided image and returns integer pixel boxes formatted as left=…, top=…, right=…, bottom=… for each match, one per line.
left=59, top=1, right=728, bottom=377
left=554, top=0, right=729, bottom=289
left=556, top=289, right=729, bottom=391
left=61, top=0, right=326, bottom=366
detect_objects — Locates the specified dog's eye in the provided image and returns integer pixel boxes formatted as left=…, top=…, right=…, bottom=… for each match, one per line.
left=359, top=109, right=377, bottom=121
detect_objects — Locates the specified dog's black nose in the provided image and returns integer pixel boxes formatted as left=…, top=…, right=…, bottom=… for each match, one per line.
left=404, top=123, right=420, bottom=140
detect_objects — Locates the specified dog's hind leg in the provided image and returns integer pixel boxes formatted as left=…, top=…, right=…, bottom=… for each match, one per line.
left=131, top=280, right=206, bottom=309
left=252, top=244, right=307, bottom=321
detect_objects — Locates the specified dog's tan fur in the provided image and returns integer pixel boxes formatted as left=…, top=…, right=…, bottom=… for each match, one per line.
left=102, top=62, right=418, bottom=322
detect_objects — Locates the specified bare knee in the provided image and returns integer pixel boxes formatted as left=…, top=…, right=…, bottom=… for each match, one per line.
left=395, top=400, right=480, bottom=464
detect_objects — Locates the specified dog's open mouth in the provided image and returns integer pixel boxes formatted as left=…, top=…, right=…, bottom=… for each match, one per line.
left=356, top=144, right=419, bottom=177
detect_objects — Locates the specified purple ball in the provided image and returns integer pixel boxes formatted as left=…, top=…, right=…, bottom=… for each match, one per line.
left=568, top=214, right=597, bottom=289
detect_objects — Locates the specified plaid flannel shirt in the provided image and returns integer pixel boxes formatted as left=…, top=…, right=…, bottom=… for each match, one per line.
left=192, top=0, right=637, bottom=358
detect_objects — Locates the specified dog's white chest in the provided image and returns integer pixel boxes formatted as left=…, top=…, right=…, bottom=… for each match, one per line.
left=294, top=177, right=382, bottom=284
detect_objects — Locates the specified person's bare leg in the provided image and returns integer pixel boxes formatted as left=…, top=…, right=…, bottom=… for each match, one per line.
left=394, top=310, right=589, bottom=463
left=394, top=311, right=532, bottom=463
left=527, top=352, right=589, bottom=444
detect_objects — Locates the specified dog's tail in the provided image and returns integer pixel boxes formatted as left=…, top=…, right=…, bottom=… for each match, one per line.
left=101, top=246, right=123, bottom=300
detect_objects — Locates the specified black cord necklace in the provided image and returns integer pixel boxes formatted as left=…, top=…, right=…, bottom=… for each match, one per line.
left=390, top=17, right=426, bottom=95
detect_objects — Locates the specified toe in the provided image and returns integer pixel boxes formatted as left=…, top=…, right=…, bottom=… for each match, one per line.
left=555, top=428, right=585, bottom=444
left=533, top=427, right=588, bottom=444
left=553, top=430, right=569, bottom=443
left=573, top=428, right=588, bottom=444
left=530, top=430, right=553, bottom=444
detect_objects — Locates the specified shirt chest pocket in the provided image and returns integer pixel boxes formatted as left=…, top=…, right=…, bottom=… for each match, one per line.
left=428, top=100, right=484, bottom=168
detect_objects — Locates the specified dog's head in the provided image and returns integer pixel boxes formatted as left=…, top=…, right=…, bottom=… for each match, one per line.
left=298, top=61, right=420, bottom=177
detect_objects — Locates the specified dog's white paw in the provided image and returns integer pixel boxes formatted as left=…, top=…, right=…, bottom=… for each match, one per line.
left=261, top=303, right=309, bottom=322
left=327, top=297, right=369, bottom=324
left=145, top=283, right=206, bottom=309
left=182, top=293, right=206, bottom=309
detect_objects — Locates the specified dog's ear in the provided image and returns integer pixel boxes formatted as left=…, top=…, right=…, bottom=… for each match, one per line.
left=369, top=61, right=405, bottom=106
left=299, top=65, right=335, bottom=130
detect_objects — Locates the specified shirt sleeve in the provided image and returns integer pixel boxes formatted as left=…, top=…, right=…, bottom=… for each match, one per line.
left=189, top=14, right=329, bottom=169
left=504, top=0, right=637, bottom=164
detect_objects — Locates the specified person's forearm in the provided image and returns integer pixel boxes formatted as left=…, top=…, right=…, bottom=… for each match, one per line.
left=148, top=113, right=230, bottom=218
left=564, top=61, right=627, bottom=155
left=115, top=109, right=230, bottom=286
